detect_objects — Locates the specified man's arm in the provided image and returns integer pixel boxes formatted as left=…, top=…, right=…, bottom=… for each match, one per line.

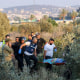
left=20, top=42, right=31, bottom=49
left=44, top=50, right=47, bottom=59
left=20, top=43, right=26, bottom=49
left=54, top=46, right=57, bottom=52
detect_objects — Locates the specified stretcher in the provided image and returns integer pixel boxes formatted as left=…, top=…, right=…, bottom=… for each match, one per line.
left=38, top=58, right=65, bottom=65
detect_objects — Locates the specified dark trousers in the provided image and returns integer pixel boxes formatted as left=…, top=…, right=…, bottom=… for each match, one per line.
left=45, top=56, right=52, bottom=71
left=36, top=49, right=43, bottom=54
left=18, top=55, right=24, bottom=71
left=24, top=54, right=38, bottom=70
left=15, top=54, right=24, bottom=71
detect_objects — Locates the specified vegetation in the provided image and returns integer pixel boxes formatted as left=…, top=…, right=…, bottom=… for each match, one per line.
left=71, top=11, right=77, bottom=22
left=30, top=14, right=36, bottom=20
left=39, top=20, right=53, bottom=32
left=18, top=23, right=41, bottom=36
left=0, top=11, right=80, bottom=80
left=42, top=15, right=49, bottom=20
left=60, top=9, right=68, bottom=22
left=48, top=18, right=58, bottom=26
left=0, top=12, right=11, bottom=41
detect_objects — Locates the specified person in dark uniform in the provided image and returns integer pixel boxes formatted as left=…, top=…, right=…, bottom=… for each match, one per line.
left=36, top=33, right=46, bottom=54
left=12, top=37, right=20, bottom=60
left=18, top=37, right=25, bottom=72
left=12, top=37, right=24, bottom=72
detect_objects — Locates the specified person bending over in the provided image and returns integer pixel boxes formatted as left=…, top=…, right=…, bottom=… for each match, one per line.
left=19, top=37, right=38, bottom=72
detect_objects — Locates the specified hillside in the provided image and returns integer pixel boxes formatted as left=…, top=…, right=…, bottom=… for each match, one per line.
left=2, top=5, right=78, bottom=15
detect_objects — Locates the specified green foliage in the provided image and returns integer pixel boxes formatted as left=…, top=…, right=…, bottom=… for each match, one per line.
left=30, top=14, right=36, bottom=20
left=71, top=11, right=77, bottom=20
left=0, top=12, right=11, bottom=41
left=63, top=38, right=80, bottom=79
left=62, top=33, right=75, bottom=48
left=63, top=23, right=73, bottom=33
left=76, top=19, right=80, bottom=25
left=48, top=18, right=58, bottom=26
left=0, top=62, right=65, bottom=80
left=42, top=15, right=49, bottom=20
left=19, top=23, right=41, bottom=36
left=39, top=20, right=53, bottom=33
left=10, top=26, right=18, bottom=32
left=1, top=11, right=80, bottom=80
left=60, top=9, right=68, bottom=22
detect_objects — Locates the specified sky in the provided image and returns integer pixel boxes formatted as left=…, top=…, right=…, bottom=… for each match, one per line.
left=0, top=0, right=80, bottom=8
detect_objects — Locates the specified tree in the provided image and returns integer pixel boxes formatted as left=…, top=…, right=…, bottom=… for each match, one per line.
left=42, top=15, right=49, bottom=20
left=10, top=25, right=18, bottom=32
left=48, top=18, right=58, bottom=26
left=19, top=23, right=41, bottom=36
left=60, top=9, right=68, bottom=23
left=0, top=12, right=11, bottom=41
left=30, top=14, right=35, bottom=20
left=71, top=11, right=77, bottom=22
left=39, top=20, right=53, bottom=33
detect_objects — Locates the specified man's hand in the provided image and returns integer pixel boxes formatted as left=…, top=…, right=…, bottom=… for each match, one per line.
left=18, top=49, right=22, bottom=54
left=11, top=53, right=15, bottom=59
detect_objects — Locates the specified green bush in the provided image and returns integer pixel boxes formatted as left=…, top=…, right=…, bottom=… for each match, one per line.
left=39, top=20, right=53, bottom=33
left=18, top=23, right=41, bottom=36
left=10, top=26, right=18, bottom=32
left=48, top=18, right=58, bottom=26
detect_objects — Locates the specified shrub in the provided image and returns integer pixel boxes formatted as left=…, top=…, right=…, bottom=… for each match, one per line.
left=0, top=12, right=11, bottom=41
left=39, top=20, right=53, bottom=33
left=10, top=26, right=18, bottom=32
left=19, top=23, right=41, bottom=36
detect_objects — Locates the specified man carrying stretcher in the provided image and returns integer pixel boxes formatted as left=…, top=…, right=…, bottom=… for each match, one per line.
left=44, top=38, right=57, bottom=71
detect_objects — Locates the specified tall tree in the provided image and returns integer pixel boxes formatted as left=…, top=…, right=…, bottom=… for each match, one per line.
left=30, top=14, right=35, bottom=20
left=42, top=15, right=49, bottom=20
left=0, top=12, right=11, bottom=41
left=60, top=9, right=68, bottom=23
left=71, top=11, right=77, bottom=22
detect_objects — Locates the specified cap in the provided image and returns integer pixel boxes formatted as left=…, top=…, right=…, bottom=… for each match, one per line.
left=20, top=37, right=27, bottom=41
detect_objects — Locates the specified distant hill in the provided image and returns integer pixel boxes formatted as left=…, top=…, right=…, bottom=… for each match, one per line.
left=3, top=5, right=61, bottom=14
left=2, top=5, right=79, bottom=15
left=1, top=5, right=80, bottom=22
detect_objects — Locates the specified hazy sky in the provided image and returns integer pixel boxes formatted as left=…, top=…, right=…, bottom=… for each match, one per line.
left=0, top=0, right=80, bottom=8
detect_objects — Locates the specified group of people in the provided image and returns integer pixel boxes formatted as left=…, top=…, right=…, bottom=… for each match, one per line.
left=1, top=32, right=57, bottom=73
